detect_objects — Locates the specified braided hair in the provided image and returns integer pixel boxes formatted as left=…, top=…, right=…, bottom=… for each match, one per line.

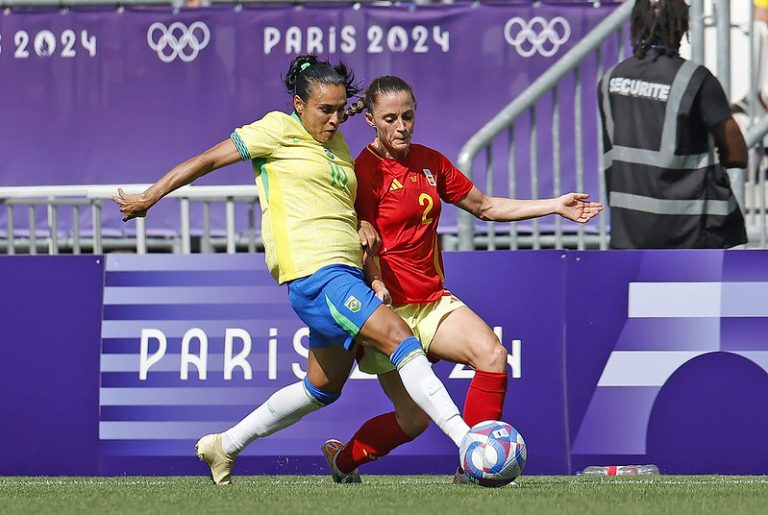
left=283, top=54, right=361, bottom=102
left=343, top=75, right=417, bottom=121
left=631, top=0, right=689, bottom=59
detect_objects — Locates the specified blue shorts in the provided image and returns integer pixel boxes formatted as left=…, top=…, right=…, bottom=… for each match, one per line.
left=287, top=264, right=382, bottom=350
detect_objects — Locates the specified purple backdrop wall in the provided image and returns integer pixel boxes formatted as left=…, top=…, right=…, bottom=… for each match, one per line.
left=0, top=2, right=621, bottom=235
left=3, top=250, right=768, bottom=477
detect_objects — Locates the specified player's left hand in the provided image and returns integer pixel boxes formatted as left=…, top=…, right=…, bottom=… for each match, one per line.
left=558, top=193, right=603, bottom=223
left=358, top=220, right=381, bottom=255
left=111, top=188, right=153, bottom=222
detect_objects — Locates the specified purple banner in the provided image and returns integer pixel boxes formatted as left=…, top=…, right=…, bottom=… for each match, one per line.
left=0, top=3, right=620, bottom=235
left=97, top=252, right=567, bottom=475
left=6, top=249, right=766, bottom=476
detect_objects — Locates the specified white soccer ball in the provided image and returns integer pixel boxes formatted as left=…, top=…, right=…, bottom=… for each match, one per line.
left=459, top=420, right=527, bottom=487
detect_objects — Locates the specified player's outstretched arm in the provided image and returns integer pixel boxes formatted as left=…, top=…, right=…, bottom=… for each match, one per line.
left=455, top=186, right=603, bottom=223
left=112, top=139, right=241, bottom=222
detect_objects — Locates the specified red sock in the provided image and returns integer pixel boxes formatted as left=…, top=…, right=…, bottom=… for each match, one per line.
left=336, top=412, right=414, bottom=473
left=463, top=370, right=508, bottom=427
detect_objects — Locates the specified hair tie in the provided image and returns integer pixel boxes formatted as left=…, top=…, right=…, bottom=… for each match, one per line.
left=300, top=62, right=311, bottom=72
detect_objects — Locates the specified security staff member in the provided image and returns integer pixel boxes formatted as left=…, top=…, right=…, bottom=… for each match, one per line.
left=599, top=0, right=748, bottom=249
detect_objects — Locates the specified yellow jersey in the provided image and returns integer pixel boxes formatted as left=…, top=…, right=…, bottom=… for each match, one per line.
left=231, top=111, right=362, bottom=284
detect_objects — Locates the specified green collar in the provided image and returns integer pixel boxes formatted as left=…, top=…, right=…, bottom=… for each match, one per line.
left=290, top=111, right=311, bottom=136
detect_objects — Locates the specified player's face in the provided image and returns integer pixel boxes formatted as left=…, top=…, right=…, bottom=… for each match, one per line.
left=366, top=90, right=415, bottom=159
left=294, top=83, right=348, bottom=144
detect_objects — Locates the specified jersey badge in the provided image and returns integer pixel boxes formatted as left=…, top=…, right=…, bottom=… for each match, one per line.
left=323, top=147, right=336, bottom=160
left=423, top=168, right=436, bottom=186
left=344, top=295, right=362, bottom=313
left=389, top=178, right=404, bottom=191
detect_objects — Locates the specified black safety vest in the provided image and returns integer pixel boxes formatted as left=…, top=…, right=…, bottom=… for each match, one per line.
left=599, top=55, right=746, bottom=249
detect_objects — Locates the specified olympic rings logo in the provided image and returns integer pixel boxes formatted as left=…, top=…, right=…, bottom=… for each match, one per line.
left=504, top=16, right=571, bottom=58
left=147, top=21, right=210, bottom=63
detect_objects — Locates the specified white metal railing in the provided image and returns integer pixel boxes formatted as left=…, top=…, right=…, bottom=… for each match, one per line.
left=0, top=184, right=259, bottom=255
left=456, top=1, right=633, bottom=251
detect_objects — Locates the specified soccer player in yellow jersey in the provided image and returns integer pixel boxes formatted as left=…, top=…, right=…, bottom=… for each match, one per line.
left=112, top=55, right=470, bottom=485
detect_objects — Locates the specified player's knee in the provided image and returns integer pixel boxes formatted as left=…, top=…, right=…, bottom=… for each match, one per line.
left=472, top=339, right=507, bottom=373
left=302, top=376, right=341, bottom=406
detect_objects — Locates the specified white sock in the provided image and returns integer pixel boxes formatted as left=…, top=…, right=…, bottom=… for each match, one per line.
left=221, top=381, right=322, bottom=455
left=396, top=352, right=470, bottom=447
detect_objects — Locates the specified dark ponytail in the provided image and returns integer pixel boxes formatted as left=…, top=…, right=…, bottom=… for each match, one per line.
left=284, top=54, right=361, bottom=101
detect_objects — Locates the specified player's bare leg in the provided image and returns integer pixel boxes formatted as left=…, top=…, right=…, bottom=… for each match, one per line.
left=428, top=306, right=507, bottom=376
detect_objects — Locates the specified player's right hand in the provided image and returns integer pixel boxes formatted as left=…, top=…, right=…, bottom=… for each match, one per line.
left=358, top=219, right=382, bottom=256
left=371, top=279, right=392, bottom=307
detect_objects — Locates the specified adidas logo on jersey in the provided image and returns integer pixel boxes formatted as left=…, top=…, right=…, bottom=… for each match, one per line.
left=389, top=178, right=404, bottom=191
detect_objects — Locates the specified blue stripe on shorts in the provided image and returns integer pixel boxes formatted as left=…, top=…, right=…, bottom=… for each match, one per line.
left=287, top=264, right=382, bottom=350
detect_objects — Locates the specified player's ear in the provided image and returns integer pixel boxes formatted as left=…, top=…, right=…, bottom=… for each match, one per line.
left=364, top=111, right=375, bottom=127
left=293, top=95, right=304, bottom=116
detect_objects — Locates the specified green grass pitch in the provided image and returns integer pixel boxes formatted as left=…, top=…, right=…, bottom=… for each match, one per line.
left=2, top=475, right=768, bottom=514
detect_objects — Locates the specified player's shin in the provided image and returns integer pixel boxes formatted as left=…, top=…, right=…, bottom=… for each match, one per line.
left=336, top=412, right=414, bottom=473
left=222, top=378, right=329, bottom=455
left=390, top=337, right=470, bottom=447
left=463, top=369, right=508, bottom=427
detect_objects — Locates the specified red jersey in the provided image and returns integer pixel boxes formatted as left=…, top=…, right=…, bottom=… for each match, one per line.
left=355, top=144, right=474, bottom=305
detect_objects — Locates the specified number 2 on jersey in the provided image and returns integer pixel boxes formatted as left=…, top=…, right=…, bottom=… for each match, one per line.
left=419, top=193, right=434, bottom=225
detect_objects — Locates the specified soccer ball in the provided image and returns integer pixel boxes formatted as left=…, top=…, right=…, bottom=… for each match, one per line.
left=459, top=420, right=527, bottom=487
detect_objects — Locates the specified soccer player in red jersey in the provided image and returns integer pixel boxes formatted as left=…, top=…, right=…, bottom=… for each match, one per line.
left=321, top=75, right=603, bottom=484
